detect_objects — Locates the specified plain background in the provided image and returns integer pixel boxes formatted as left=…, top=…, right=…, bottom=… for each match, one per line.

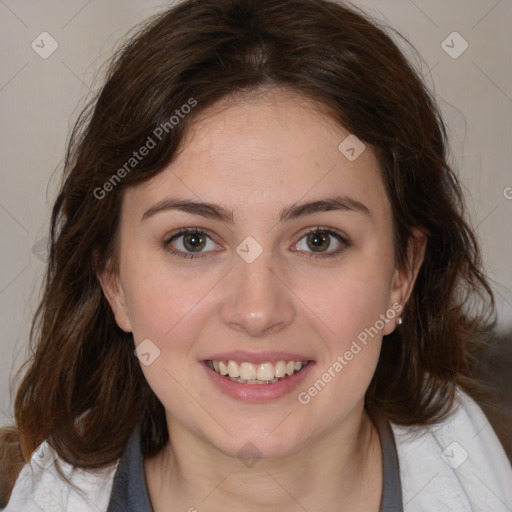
left=0, top=0, right=511, bottom=427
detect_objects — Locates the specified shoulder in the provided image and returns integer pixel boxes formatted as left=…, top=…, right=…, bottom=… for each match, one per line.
left=3, top=440, right=118, bottom=511
left=391, top=387, right=512, bottom=512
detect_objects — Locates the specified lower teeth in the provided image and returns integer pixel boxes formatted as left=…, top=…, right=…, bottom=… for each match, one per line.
left=225, top=376, right=281, bottom=384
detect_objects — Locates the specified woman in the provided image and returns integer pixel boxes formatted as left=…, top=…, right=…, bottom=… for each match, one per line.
left=1, top=0, right=511, bottom=510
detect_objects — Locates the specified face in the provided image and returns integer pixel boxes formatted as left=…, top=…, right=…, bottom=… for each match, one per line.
left=99, top=88, right=422, bottom=460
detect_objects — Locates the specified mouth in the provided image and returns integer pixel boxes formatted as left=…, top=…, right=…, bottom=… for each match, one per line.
left=206, top=359, right=311, bottom=384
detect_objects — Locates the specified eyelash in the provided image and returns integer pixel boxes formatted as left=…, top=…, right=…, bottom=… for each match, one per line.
left=163, top=228, right=218, bottom=260
left=163, top=227, right=350, bottom=260
left=293, top=227, right=349, bottom=259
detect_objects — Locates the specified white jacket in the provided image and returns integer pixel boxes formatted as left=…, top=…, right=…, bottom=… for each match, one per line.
left=4, top=389, right=512, bottom=511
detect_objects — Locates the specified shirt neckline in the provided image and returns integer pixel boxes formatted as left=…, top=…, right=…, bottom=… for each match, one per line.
left=106, top=416, right=403, bottom=512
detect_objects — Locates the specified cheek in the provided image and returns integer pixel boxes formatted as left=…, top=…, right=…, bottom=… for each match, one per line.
left=294, top=266, right=391, bottom=414
left=296, top=255, right=394, bottom=348
left=122, top=267, right=216, bottom=414
left=121, top=248, right=221, bottom=342
left=291, top=253, right=395, bottom=411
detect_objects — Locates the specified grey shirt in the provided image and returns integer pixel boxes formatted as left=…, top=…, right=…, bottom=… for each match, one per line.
left=106, top=417, right=403, bottom=511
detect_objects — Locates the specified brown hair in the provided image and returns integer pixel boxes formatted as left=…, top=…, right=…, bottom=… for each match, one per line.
left=0, top=0, right=498, bottom=504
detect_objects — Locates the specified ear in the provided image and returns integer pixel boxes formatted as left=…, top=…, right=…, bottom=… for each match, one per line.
left=383, top=228, right=427, bottom=334
left=96, top=262, right=133, bottom=333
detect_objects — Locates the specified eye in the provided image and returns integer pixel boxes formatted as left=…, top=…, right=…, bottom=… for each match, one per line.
left=164, top=229, right=220, bottom=259
left=291, top=227, right=349, bottom=258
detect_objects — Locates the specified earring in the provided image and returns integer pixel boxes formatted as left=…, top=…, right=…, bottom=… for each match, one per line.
left=396, top=316, right=403, bottom=325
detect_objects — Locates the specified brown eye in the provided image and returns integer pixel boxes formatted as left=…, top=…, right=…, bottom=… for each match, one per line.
left=305, top=231, right=331, bottom=252
left=164, top=229, right=220, bottom=259
left=182, top=232, right=206, bottom=252
left=293, top=228, right=349, bottom=258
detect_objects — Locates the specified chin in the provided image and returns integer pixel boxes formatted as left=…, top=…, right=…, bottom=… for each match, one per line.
left=206, top=426, right=306, bottom=462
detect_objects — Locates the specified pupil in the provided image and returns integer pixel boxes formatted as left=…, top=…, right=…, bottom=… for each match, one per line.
left=307, top=232, right=329, bottom=252
left=184, top=233, right=205, bottom=251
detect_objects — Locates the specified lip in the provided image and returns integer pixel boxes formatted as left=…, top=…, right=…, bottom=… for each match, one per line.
left=200, top=357, right=315, bottom=402
left=203, top=350, right=314, bottom=365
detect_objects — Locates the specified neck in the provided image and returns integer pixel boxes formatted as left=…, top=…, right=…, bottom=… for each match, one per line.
left=145, top=407, right=383, bottom=512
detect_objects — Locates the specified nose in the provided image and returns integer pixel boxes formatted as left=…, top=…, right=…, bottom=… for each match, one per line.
left=219, top=250, right=296, bottom=338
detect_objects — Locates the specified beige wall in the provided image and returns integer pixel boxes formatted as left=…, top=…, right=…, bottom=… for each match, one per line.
left=1, top=0, right=511, bottom=424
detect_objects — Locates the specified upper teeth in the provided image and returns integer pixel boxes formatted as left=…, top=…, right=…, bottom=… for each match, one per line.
left=210, top=360, right=307, bottom=381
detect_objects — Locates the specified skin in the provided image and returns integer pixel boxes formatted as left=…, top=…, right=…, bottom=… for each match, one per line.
left=99, top=87, right=426, bottom=511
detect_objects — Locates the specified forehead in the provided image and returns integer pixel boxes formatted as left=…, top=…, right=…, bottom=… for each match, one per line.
left=122, top=88, right=391, bottom=224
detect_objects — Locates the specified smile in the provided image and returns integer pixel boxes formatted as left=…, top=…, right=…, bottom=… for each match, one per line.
left=207, top=359, right=310, bottom=384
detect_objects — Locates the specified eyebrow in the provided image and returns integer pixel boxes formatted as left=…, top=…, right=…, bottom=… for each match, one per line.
left=141, top=195, right=370, bottom=224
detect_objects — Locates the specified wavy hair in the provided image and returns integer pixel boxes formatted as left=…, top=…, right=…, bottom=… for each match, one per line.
left=0, top=0, right=497, bottom=504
